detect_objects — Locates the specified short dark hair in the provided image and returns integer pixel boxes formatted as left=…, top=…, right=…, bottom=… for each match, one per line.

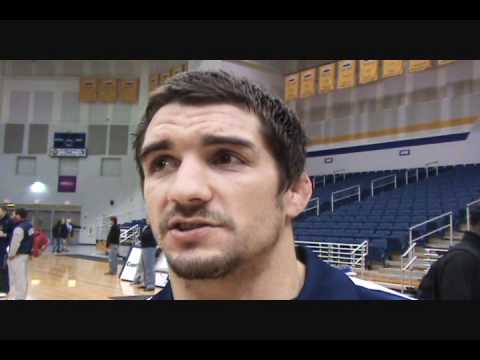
left=15, top=208, right=28, bottom=220
left=470, top=205, right=480, bottom=227
left=132, top=71, right=308, bottom=194
left=110, top=216, right=118, bottom=225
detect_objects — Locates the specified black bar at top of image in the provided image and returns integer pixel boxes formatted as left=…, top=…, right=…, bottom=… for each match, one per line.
left=0, top=20, right=480, bottom=59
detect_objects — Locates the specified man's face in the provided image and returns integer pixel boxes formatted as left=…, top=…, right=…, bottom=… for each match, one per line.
left=0, top=209, right=5, bottom=219
left=141, top=103, right=291, bottom=280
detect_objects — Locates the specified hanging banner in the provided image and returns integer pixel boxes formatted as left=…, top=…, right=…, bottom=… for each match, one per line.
left=97, top=79, right=118, bottom=103
left=149, top=74, right=159, bottom=92
left=118, top=79, right=140, bottom=104
left=409, top=60, right=432, bottom=73
left=158, top=73, right=171, bottom=86
left=438, top=60, right=456, bottom=66
left=285, top=73, right=299, bottom=101
left=170, top=64, right=187, bottom=77
left=382, top=60, right=404, bottom=79
left=359, top=60, right=379, bottom=85
left=79, top=78, right=97, bottom=103
left=299, top=68, right=317, bottom=98
left=58, top=176, right=77, bottom=193
left=318, top=63, right=336, bottom=93
left=337, top=60, right=356, bottom=89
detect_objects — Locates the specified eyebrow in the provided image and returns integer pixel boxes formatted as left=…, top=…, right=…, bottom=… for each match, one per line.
left=139, top=135, right=256, bottom=163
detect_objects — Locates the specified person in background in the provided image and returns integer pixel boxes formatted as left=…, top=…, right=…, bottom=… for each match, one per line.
left=52, top=220, right=66, bottom=254
left=0, top=206, right=15, bottom=298
left=64, top=218, right=73, bottom=252
left=7, top=208, right=34, bottom=300
left=32, top=221, right=49, bottom=259
left=140, top=221, right=157, bottom=292
left=105, top=216, right=120, bottom=275
left=418, top=205, right=480, bottom=300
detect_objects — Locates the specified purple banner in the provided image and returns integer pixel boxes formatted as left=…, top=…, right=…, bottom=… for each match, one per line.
left=58, top=176, right=77, bottom=193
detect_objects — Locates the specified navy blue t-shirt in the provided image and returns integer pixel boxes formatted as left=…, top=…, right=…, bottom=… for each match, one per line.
left=150, top=247, right=412, bottom=300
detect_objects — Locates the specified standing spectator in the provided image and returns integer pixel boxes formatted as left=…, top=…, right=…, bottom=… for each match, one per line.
left=7, top=208, right=34, bottom=300
left=52, top=219, right=67, bottom=254
left=64, top=218, right=73, bottom=252
left=32, top=221, right=49, bottom=258
left=140, top=222, right=157, bottom=291
left=0, top=206, right=15, bottom=297
left=418, top=204, right=480, bottom=300
left=105, top=216, right=120, bottom=275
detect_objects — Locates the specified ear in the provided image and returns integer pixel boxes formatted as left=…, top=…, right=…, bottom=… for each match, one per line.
left=283, top=173, right=313, bottom=220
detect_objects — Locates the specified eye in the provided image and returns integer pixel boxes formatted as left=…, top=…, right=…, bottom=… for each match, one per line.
left=211, top=151, right=244, bottom=166
left=150, top=156, right=178, bottom=174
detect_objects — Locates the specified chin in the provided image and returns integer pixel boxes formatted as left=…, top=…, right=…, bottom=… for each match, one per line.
left=165, top=247, right=242, bottom=280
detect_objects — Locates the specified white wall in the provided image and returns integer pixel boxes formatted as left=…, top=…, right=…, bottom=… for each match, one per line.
left=306, top=122, right=480, bottom=176
left=0, top=61, right=152, bottom=244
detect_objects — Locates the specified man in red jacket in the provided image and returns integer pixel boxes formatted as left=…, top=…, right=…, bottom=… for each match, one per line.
left=32, top=222, right=49, bottom=258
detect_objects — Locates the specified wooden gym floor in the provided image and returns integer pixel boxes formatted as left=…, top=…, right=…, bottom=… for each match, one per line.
left=0, top=248, right=162, bottom=300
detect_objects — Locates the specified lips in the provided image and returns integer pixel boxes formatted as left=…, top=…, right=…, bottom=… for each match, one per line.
left=167, top=218, right=221, bottom=244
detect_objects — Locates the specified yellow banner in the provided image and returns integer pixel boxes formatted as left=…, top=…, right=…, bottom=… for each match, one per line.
left=149, top=74, right=159, bottom=92
left=359, top=60, right=379, bottom=85
left=98, top=79, right=118, bottom=103
left=409, top=60, right=432, bottom=73
left=382, top=60, right=404, bottom=79
left=170, top=64, right=187, bottom=77
left=285, top=73, right=299, bottom=101
left=337, top=60, right=356, bottom=89
left=300, top=68, right=316, bottom=98
left=79, top=78, right=97, bottom=103
left=438, top=60, right=456, bottom=66
left=158, top=73, right=171, bottom=86
left=318, top=63, right=336, bottom=93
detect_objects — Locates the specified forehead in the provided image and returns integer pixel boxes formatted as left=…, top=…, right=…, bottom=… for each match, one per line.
left=145, top=103, right=264, bottom=144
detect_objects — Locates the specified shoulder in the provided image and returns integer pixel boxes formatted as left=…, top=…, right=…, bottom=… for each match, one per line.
left=297, top=247, right=412, bottom=300
left=349, top=277, right=414, bottom=300
left=13, top=226, right=24, bottom=235
left=149, top=283, right=172, bottom=301
left=441, top=249, right=479, bottom=272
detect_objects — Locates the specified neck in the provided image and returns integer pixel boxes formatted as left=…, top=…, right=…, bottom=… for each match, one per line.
left=169, top=229, right=305, bottom=300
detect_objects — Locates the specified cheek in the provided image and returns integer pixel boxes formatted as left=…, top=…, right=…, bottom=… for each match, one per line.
left=144, top=181, right=167, bottom=222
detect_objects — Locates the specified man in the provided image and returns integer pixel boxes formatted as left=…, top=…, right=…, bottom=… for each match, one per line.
left=139, top=222, right=157, bottom=292
left=418, top=205, right=480, bottom=300
left=7, top=208, right=34, bottom=300
left=0, top=206, right=14, bottom=297
left=105, top=216, right=120, bottom=275
left=64, top=218, right=73, bottom=251
left=133, top=71, right=409, bottom=300
left=53, top=219, right=68, bottom=254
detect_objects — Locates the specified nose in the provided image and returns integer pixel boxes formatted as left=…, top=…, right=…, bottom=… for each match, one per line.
left=166, top=155, right=213, bottom=206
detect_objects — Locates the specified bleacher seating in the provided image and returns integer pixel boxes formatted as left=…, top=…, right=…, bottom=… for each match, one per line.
left=297, top=164, right=480, bottom=266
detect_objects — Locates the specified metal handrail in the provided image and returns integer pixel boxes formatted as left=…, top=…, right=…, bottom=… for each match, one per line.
left=295, top=240, right=368, bottom=272
left=371, top=174, right=397, bottom=197
left=120, top=224, right=140, bottom=245
left=409, top=211, right=453, bottom=247
left=303, top=197, right=320, bottom=216
left=400, top=242, right=417, bottom=293
left=405, top=168, right=419, bottom=185
left=332, top=169, right=347, bottom=184
left=466, top=198, right=480, bottom=231
left=425, top=161, right=439, bottom=178
left=331, top=185, right=361, bottom=212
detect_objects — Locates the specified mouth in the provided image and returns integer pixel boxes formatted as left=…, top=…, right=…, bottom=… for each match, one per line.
left=168, top=218, right=219, bottom=232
